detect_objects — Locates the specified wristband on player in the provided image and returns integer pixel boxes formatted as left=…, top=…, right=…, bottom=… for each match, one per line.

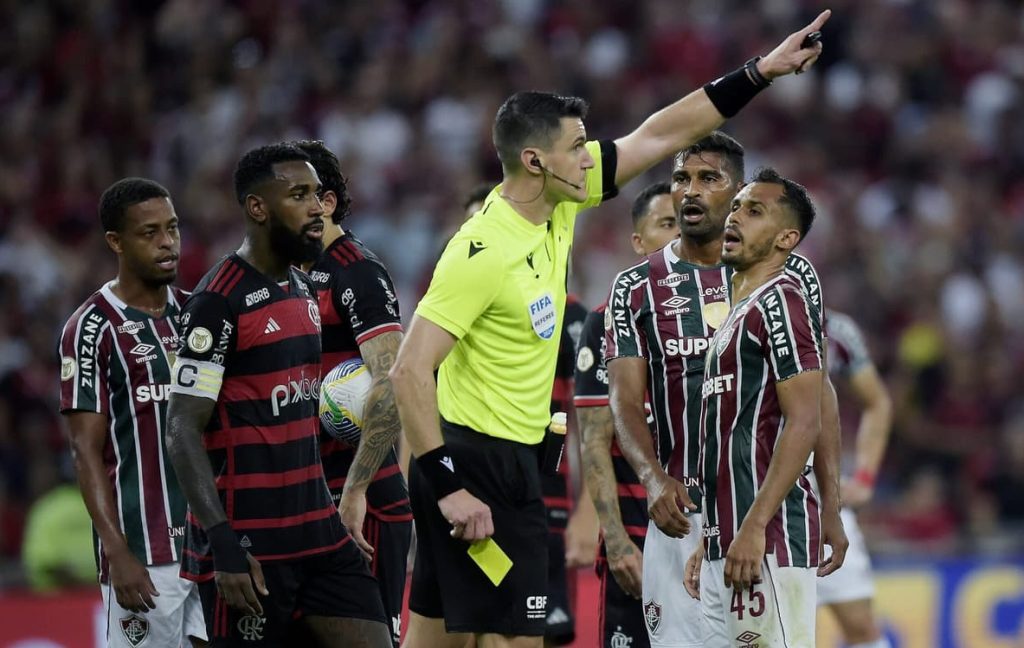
left=852, top=468, right=876, bottom=488
left=416, top=445, right=464, bottom=499
left=208, top=521, right=249, bottom=574
left=703, top=57, right=772, bottom=118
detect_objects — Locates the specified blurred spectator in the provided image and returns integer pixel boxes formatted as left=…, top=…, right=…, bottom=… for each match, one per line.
left=20, top=482, right=94, bottom=591
left=1, top=0, right=1023, bottom=584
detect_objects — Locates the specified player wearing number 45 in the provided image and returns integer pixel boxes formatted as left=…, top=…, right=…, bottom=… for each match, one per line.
left=58, top=178, right=206, bottom=647
left=686, top=169, right=828, bottom=648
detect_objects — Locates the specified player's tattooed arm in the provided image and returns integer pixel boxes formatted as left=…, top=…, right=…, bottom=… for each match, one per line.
left=165, top=393, right=225, bottom=529
left=340, top=330, right=403, bottom=556
left=579, top=405, right=643, bottom=598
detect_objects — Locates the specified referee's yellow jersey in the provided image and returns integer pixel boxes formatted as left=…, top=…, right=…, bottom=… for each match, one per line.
left=417, top=140, right=617, bottom=444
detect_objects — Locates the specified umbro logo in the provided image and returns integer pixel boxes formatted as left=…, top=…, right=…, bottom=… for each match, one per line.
left=130, top=343, right=156, bottom=356
left=468, top=241, right=487, bottom=258
left=661, top=296, right=691, bottom=310
left=736, top=630, right=762, bottom=647
left=440, top=456, right=454, bottom=472
left=264, top=318, right=281, bottom=334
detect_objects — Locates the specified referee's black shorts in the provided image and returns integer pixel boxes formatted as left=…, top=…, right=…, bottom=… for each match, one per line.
left=408, top=420, right=548, bottom=636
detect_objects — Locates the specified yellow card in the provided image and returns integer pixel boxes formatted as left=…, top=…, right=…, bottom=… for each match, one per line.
left=467, top=538, right=513, bottom=586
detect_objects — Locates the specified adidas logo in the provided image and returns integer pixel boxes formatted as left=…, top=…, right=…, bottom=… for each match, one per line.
left=264, top=318, right=281, bottom=334
left=547, top=607, right=570, bottom=625
left=239, top=535, right=252, bottom=548
left=440, top=456, right=454, bottom=473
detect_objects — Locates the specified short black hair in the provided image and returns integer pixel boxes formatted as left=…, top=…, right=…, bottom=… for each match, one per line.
left=631, top=181, right=671, bottom=229
left=674, top=131, right=745, bottom=183
left=293, top=139, right=352, bottom=224
left=492, top=92, right=589, bottom=170
left=463, top=183, right=493, bottom=212
left=98, top=177, right=171, bottom=232
left=233, top=143, right=311, bottom=205
left=751, top=166, right=815, bottom=241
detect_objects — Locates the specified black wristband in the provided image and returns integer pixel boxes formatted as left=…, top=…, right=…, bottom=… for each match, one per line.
left=416, top=445, right=464, bottom=499
left=703, top=58, right=770, bottom=118
left=208, top=521, right=248, bottom=574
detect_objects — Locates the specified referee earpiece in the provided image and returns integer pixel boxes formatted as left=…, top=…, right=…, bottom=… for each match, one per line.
left=530, top=158, right=543, bottom=170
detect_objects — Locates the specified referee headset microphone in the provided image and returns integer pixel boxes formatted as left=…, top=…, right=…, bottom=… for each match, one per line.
left=530, top=157, right=582, bottom=190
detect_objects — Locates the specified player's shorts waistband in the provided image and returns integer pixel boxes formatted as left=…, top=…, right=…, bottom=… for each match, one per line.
left=440, top=418, right=543, bottom=454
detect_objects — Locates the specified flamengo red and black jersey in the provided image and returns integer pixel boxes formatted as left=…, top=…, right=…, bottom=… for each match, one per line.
left=573, top=304, right=648, bottom=556
left=699, top=273, right=823, bottom=568
left=172, top=254, right=344, bottom=581
left=59, top=284, right=189, bottom=582
left=308, top=232, right=410, bottom=522
left=544, top=295, right=588, bottom=532
left=604, top=246, right=823, bottom=512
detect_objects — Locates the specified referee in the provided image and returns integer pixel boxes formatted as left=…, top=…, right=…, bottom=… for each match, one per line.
left=390, top=11, right=831, bottom=648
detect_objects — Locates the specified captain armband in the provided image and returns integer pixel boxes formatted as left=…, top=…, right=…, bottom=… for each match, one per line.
left=170, top=357, right=225, bottom=400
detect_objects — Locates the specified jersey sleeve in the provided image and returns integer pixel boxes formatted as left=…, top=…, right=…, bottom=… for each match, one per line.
left=332, top=260, right=403, bottom=345
left=574, top=308, right=609, bottom=407
left=58, top=307, right=111, bottom=414
left=171, top=292, right=235, bottom=401
left=603, top=270, right=647, bottom=361
left=415, top=232, right=503, bottom=339
left=784, top=253, right=824, bottom=330
left=579, top=140, right=620, bottom=211
left=759, top=285, right=823, bottom=383
left=825, top=311, right=872, bottom=378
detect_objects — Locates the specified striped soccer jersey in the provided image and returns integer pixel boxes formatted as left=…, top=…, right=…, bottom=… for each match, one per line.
left=603, top=244, right=823, bottom=511
left=172, top=254, right=345, bottom=581
left=699, top=272, right=824, bottom=567
left=309, top=232, right=410, bottom=523
left=573, top=304, right=649, bottom=554
left=59, top=283, right=189, bottom=582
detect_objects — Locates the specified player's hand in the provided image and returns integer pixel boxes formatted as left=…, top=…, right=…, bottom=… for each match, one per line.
left=723, top=520, right=765, bottom=592
left=817, top=508, right=848, bottom=577
left=108, top=549, right=160, bottom=613
left=841, top=476, right=874, bottom=509
left=645, top=470, right=695, bottom=538
left=758, top=9, right=831, bottom=80
left=339, top=487, right=374, bottom=560
left=564, top=509, right=599, bottom=569
left=606, top=537, right=644, bottom=599
left=215, top=554, right=268, bottom=616
left=684, top=544, right=705, bottom=600
left=438, top=488, right=494, bottom=542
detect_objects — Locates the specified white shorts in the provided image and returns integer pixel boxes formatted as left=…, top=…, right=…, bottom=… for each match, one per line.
left=642, top=514, right=708, bottom=647
left=101, top=562, right=207, bottom=648
left=817, top=508, right=875, bottom=605
left=701, top=552, right=816, bottom=648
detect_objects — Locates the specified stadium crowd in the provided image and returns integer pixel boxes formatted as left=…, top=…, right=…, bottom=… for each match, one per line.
left=1, top=0, right=1023, bottom=585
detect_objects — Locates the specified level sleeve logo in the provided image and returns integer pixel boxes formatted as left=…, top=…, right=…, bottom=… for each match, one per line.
left=186, top=327, right=213, bottom=353
left=528, top=292, right=557, bottom=339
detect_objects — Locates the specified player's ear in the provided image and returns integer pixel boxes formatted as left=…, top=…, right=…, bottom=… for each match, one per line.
left=776, top=227, right=801, bottom=252
left=104, top=231, right=123, bottom=255
left=245, top=194, right=268, bottom=224
left=320, top=189, right=338, bottom=217
left=630, top=232, right=644, bottom=256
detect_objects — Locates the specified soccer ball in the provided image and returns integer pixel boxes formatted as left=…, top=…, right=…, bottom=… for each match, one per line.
left=319, top=358, right=372, bottom=444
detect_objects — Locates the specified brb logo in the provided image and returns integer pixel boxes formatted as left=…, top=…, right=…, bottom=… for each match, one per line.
left=270, top=376, right=321, bottom=416
left=526, top=595, right=547, bottom=620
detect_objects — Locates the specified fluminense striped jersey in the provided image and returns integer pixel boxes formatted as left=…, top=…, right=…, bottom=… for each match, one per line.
left=58, top=283, right=189, bottom=582
left=309, top=232, right=410, bottom=523
left=824, top=309, right=871, bottom=380
left=573, top=304, right=648, bottom=555
left=699, top=272, right=824, bottom=567
left=603, top=245, right=823, bottom=511
left=172, top=254, right=345, bottom=581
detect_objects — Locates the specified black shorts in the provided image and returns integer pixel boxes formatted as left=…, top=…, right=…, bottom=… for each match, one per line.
left=408, top=421, right=548, bottom=635
left=199, top=543, right=386, bottom=646
left=364, top=513, right=412, bottom=646
left=597, top=558, right=650, bottom=648
left=544, top=530, right=576, bottom=644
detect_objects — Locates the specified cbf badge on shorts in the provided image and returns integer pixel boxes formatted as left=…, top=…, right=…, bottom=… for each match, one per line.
left=528, top=292, right=557, bottom=340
